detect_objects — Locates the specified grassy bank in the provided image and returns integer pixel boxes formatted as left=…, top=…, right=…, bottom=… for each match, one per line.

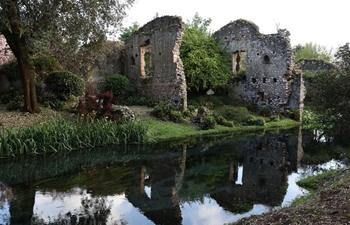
left=145, top=116, right=298, bottom=142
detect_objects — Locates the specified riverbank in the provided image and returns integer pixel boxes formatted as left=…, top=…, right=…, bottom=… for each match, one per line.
left=231, top=168, right=350, bottom=225
left=0, top=105, right=298, bottom=143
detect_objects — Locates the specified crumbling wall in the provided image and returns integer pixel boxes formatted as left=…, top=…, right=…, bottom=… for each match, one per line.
left=124, top=16, right=187, bottom=110
left=213, top=19, right=304, bottom=116
left=296, top=59, right=336, bottom=71
left=68, top=41, right=125, bottom=92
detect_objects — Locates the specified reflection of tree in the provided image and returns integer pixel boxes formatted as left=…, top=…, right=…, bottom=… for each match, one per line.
left=0, top=182, right=14, bottom=209
left=32, top=195, right=117, bottom=225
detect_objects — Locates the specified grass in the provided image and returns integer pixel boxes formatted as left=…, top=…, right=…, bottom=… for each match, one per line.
left=145, top=116, right=297, bottom=142
left=291, top=169, right=340, bottom=206
left=0, top=115, right=152, bottom=157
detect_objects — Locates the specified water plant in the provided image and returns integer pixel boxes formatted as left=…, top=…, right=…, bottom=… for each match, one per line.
left=0, top=115, right=152, bottom=157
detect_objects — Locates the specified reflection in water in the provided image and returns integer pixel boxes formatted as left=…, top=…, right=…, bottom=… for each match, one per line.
left=0, top=127, right=348, bottom=224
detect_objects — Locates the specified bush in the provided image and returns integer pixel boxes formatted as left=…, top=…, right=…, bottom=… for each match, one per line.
left=126, top=96, right=157, bottom=107
left=289, top=108, right=301, bottom=121
left=202, top=115, right=216, bottom=130
left=0, top=88, right=24, bottom=110
left=269, top=114, right=280, bottom=122
left=151, top=101, right=185, bottom=122
left=44, top=70, right=85, bottom=101
left=215, top=115, right=234, bottom=127
left=104, top=74, right=130, bottom=101
left=215, top=106, right=251, bottom=124
left=259, top=106, right=272, bottom=117
left=77, top=87, right=122, bottom=122
left=246, top=117, right=266, bottom=126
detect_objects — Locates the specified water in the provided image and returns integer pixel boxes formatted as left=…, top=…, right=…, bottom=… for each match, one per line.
left=0, top=128, right=348, bottom=224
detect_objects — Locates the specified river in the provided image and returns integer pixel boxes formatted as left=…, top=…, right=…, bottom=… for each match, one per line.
left=0, top=127, right=348, bottom=224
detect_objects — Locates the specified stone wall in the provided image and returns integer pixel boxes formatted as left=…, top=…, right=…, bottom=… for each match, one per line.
left=124, top=16, right=187, bottom=110
left=213, top=19, right=304, bottom=116
left=68, top=41, right=125, bottom=92
left=296, top=59, right=336, bottom=71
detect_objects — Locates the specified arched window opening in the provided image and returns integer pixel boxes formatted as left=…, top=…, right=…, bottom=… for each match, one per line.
left=263, top=55, right=270, bottom=64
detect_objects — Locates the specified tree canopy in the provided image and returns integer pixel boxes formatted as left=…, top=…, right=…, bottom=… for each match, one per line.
left=311, top=43, right=350, bottom=134
left=180, top=13, right=231, bottom=93
left=293, top=42, right=333, bottom=62
left=0, top=0, right=135, bottom=113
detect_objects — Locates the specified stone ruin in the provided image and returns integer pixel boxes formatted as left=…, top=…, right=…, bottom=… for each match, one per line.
left=0, top=16, right=307, bottom=118
left=296, top=59, right=336, bottom=71
left=124, top=16, right=187, bottom=110
left=213, top=19, right=305, bottom=116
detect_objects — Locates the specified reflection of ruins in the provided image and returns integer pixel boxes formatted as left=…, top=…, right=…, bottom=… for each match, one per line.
left=209, top=128, right=304, bottom=212
left=1, top=129, right=303, bottom=224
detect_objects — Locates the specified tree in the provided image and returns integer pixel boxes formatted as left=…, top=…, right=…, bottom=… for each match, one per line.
left=0, top=0, right=135, bottom=113
left=312, top=43, right=350, bottom=133
left=275, top=22, right=291, bottom=38
left=180, top=13, right=231, bottom=93
left=293, top=42, right=333, bottom=62
left=119, top=22, right=140, bottom=41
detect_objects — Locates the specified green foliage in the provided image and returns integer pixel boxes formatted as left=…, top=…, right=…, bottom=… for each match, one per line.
left=0, top=59, right=19, bottom=81
left=289, top=108, right=301, bottom=121
left=310, top=44, right=350, bottom=132
left=269, top=114, right=280, bottom=122
left=246, top=117, right=266, bottom=126
left=32, top=55, right=60, bottom=75
left=293, top=42, right=333, bottom=62
left=0, top=88, right=24, bottom=110
left=202, top=115, right=216, bottom=130
left=259, top=106, right=272, bottom=117
left=215, top=106, right=251, bottom=125
left=180, top=13, right=231, bottom=92
left=103, top=74, right=130, bottom=102
left=44, top=71, right=85, bottom=101
left=126, top=96, right=158, bottom=107
left=151, top=101, right=185, bottom=122
left=215, top=115, right=234, bottom=127
left=187, top=94, right=234, bottom=109
left=119, top=22, right=140, bottom=41
left=0, top=117, right=151, bottom=157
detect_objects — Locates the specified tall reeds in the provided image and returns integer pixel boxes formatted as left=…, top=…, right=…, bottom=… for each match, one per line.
left=0, top=116, right=153, bottom=157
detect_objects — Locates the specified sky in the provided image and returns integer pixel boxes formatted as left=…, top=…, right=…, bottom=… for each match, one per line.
left=123, top=0, right=349, bottom=53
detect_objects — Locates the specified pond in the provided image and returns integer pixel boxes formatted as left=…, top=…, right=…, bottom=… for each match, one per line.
left=0, top=127, right=348, bottom=225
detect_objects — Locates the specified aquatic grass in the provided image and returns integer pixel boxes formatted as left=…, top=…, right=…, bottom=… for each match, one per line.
left=0, top=116, right=152, bottom=157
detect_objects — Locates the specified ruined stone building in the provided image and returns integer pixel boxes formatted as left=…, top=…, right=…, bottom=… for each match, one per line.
left=213, top=19, right=305, bottom=116
left=124, top=16, right=187, bottom=110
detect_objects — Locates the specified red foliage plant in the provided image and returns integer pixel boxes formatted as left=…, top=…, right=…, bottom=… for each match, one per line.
left=77, top=86, right=121, bottom=122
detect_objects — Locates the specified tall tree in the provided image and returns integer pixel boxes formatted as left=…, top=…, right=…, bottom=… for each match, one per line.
left=180, top=13, right=231, bottom=93
left=293, top=42, right=333, bottom=62
left=0, top=0, right=134, bottom=113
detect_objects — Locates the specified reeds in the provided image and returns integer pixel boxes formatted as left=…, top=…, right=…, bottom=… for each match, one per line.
left=0, top=116, right=153, bottom=157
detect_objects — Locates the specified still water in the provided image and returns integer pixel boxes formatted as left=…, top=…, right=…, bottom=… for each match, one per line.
left=0, top=128, right=348, bottom=224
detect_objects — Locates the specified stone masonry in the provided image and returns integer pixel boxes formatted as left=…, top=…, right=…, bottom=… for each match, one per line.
left=124, top=16, right=187, bottom=110
left=213, top=19, right=305, bottom=116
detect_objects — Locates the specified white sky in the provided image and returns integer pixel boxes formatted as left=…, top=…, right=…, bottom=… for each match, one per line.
left=124, top=0, right=349, bottom=53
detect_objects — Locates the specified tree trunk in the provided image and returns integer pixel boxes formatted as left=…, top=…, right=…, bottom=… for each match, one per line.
left=1, top=2, right=41, bottom=113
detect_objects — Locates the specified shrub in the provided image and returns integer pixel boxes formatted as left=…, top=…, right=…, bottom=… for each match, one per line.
left=0, top=88, right=24, bottom=110
left=289, top=108, right=301, bottom=121
left=215, top=106, right=251, bottom=124
left=246, top=117, right=266, bottom=126
left=269, top=114, right=280, bottom=122
left=126, top=96, right=157, bottom=107
left=104, top=74, right=130, bottom=101
left=202, top=115, right=216, bottom=130
left=44, top=70, right=85, bottom=101
left=151, top=101, right=185, bottom=122
left=215, top=115, right=234, bottom=127
left=77, top=87, right=122, bottom=122
left=259, top=106, right=272, bottom=117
